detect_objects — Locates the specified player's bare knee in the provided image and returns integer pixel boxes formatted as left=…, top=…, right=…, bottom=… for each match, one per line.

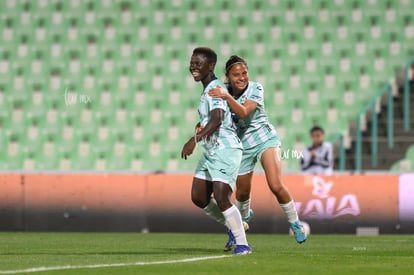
left=213, top=194, right=231, bottom=211
left=269, top=180, right=284, bottom=195
left=237, top=189, right=250, bottom=201
left=191, top=195, right=208, bottom=208
left=216, top=200, right=232, bottom=212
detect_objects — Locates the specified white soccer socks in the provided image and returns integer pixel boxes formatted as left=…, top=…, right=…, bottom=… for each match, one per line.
left=235, top=198, right=299, bottom=225
left=203, top=199, right=249, bottom=246
left=280, top=200, right=299, bottom=224
left=222, top=205, right=248, bottom=246
left=235, top=198, right=251, bottom=220
left=203, top=198, right=226, bottom=225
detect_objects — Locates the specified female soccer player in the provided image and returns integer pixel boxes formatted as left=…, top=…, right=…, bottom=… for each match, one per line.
left=181, top=48, right=251, bottom=255
left=208, top=55, right=307, bottom=248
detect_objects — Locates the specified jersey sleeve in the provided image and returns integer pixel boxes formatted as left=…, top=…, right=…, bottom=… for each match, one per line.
left=247, top=82, right=264, bottom=105
left=206, top=82, right=227, bottom=112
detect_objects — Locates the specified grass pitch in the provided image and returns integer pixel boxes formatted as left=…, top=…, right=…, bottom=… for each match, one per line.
left=0, top=233, right=413, bottom=274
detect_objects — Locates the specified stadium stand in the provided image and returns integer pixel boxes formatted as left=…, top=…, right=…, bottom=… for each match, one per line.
left=0, top=0, right=412, bottom=171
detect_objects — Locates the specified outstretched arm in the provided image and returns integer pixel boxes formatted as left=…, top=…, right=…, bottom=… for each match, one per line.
left=209, top=86, right=257, bottom=118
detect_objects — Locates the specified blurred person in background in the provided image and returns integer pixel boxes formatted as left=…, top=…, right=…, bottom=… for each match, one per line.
left=300, top=126, right=333, bottom=175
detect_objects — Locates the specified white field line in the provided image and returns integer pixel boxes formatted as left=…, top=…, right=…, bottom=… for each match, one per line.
left=0, top=255, right=231, bottom=274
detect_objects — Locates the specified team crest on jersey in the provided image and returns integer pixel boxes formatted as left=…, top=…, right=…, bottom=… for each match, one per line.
left=212, top=98, right=222, bottom=107
left=240, top=94, right=248, bottom=104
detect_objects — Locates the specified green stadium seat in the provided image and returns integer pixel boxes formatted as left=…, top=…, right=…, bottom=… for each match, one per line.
left=126, top=151, right=142, bottom=171
left=0, top=0, right=412, bottom=171
left=69, top=135, right=96, bottom=170
left=340, top=83, right=365, bottom=118
left=390, top=160, right=400, bottom=172
left=106, top=151, right=132, bottom=171
left=402, top=16, right=414, bottom=42
left=405, top=145, right=414, bottom=159
left=71, top=154, right=94, bottom=170
left=2, top=135, right=24, bottom=169
left=22, top=150, right=37, bottom=170
left=390, top=159, right=413, bottom=172
left=0, top=52, right=12, bottom=89
left=397, top=0, right=414, bottom=18
left=34, top=137, right=60, bottom=170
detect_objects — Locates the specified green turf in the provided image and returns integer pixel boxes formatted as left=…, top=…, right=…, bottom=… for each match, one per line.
left=0, top=233, right=413, bottom=274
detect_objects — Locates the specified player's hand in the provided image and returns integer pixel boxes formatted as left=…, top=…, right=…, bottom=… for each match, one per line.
left=208, top=86, right=228, bottom=99
left=181, top=137, right=196, bottom=160
left=195, top=125, right=204, bottom=134
left=194, top=122, right=204, bottom=134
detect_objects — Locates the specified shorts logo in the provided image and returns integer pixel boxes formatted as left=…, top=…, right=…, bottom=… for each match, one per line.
left=219, top=168, right=227, bottom=175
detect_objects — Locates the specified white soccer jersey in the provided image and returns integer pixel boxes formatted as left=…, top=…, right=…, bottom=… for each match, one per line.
left=198, top=78, right=242, bottom=153
left=300, top=142, right=333, bottom=175
left=231, top=81, right=278, bottom=149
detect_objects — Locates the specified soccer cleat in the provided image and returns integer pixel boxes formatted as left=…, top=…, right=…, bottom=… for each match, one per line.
left=233, top=245, right=252, bottom=255
left=242, top=209, right=254, bottom=223
left=224, top=229, right=236, bottom=252
left=290, top=221, right=307, bottom=244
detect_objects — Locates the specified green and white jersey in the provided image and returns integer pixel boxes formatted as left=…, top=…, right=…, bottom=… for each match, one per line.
left=198, top=78, right=242, bottom=154
left=231, top=81, right=278, bottom=149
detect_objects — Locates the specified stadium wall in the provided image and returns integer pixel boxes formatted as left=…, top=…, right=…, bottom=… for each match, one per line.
left=0, top=174, right=413, bottom=234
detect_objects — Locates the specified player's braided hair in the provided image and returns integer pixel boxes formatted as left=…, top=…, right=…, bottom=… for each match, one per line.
left=225, top=55, right=248, bottom=75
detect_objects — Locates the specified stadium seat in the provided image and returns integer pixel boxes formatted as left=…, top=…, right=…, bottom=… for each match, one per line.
left=390, top=159, right=412, bottom=172
left=0, top=0, right=412, bottom=171
left=405, top=145, right=414, bottom=160
left=2, top=135, right=24, bottom=169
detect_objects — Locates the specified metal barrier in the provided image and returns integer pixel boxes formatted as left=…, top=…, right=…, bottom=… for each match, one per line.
left=403, top=56, right=414, bottom=131
left=355, top=84, right=393, bottom=171
left=354, top=55, right=414, bottom=171
left=331, top=133, right=345, bottom=171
